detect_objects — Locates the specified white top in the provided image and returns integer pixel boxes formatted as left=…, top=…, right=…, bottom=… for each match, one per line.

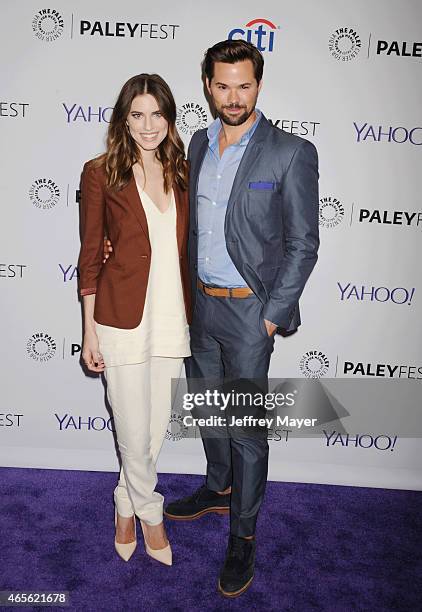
left=95, top=188, right=191, bottom=366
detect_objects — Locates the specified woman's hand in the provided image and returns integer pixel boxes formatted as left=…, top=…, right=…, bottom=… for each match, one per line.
left=103, top=238, right=113, bottom=263
left=82, top=329, right=105, bottom=373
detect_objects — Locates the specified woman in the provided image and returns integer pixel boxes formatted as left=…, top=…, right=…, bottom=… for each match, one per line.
left=78, top=74, right=191, bottom=566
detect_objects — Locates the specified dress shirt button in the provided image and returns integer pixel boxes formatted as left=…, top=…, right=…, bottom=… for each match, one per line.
left=212, top=201, right=216, bottom=206
left=217, top=175, right=221, bottom=179
left=205, top=257, right=210, bottom=262
left=208, top=230, right=212, bottom=234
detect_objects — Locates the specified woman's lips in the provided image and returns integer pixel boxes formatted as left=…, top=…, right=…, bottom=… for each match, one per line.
left=140, top=132, right=159, bottom=140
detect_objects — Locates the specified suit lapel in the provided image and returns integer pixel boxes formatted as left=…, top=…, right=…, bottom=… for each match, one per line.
left=123, top=169, right=149, bottom=241
left=228, top=142, right=264, bottom=208
left=227, top=115, right=271, bottom=210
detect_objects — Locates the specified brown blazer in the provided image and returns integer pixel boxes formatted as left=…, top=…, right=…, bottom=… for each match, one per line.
left=78, top=160, right=192, bottom=329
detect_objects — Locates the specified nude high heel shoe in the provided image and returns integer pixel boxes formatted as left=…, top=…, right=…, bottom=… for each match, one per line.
left=140, top=521, right=172, bottom=566
left=114, top=510, right=137, bottom=562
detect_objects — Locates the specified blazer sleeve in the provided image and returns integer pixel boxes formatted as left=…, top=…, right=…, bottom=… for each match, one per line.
left=77, top=162, right=106, bottom=297
left=262, top=140, right=319, bottom=329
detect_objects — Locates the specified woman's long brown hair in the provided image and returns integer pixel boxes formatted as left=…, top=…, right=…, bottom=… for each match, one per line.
left=98, top=74, right=188, bottom=192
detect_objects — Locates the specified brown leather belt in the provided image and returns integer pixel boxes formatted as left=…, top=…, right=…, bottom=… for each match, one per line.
left=197, top=279, right=253, bottom=298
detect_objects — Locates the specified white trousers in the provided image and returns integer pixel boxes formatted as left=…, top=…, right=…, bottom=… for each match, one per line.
left=104, top=356, right=183, bottom=525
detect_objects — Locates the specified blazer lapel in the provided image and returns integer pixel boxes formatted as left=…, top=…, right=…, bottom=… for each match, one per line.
left=124, top=170, right=149, bottom=241
left=228, top=142, right=264, bottom=208
left=227, top=114, right=271, bottom=210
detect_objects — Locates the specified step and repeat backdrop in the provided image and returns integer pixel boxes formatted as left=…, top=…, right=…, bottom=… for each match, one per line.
left=1, top=0, right=421, bottom=489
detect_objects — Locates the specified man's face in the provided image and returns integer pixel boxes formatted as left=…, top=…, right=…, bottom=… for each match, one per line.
left=206, top=60, right=262, bottom=127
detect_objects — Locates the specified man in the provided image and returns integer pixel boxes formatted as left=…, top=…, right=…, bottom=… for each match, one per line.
left=105, top=40, right=319, bottom=597
left=165, top=40, right=319, bottom=597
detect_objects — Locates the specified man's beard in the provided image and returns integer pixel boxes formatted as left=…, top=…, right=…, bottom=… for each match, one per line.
left=216, top=104, right=255, bottom=127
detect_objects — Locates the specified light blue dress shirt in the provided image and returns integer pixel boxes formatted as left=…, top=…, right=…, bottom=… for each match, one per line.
left=197, top=109, right=262, bottom=287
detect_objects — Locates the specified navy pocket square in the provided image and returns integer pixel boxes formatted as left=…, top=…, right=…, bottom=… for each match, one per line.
left=248, top=181, right=275, bottom=191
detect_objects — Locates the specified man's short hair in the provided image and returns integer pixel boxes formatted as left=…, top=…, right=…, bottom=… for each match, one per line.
left=203, top=39, right=264, bottom=83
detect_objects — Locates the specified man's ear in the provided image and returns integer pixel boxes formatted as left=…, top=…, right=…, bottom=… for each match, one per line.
left=205, top=77, right=212, bottom=96
left=257, top=79, right=263, bottom=94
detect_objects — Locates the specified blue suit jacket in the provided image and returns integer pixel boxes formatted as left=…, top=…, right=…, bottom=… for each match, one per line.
left=188, top=114, right=319, bottom=332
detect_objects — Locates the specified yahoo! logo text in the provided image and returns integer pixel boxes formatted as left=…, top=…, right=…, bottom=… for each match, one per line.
left=338, top=283, right=415, bottom=305
left=63, top=103, right=113, bottom=123
left=59, top=264, right=79, bottom=282
left=354, top=122, right=422, bottom=145
left=324, top=430, right=398, bottom=451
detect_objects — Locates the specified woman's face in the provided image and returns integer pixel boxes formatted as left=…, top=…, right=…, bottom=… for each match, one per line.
left=126, top=93, right=169, bottom=152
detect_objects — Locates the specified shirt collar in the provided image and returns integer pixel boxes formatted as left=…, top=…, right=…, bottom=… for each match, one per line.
left=207, top=108, right=262, bottom=150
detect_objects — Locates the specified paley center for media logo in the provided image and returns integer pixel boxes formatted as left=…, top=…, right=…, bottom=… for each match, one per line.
left=29, top=178, right=60, bottom=210
left=165, top=412, right=190, bottom=441
left=299, top=349, right=421, bottom=380
left=27, top=332, right=57, bottom=362
left=176, top=103, right=208, bottom=136
left=328, top=28, right=421, bottom=63
left=32, top=9, right=64, bottom=42
left=32, top=11, right=180, bottom=42
left=29, top=336, right=83, bottom=361
left=329, top=27, right=362, bottom=61
left=228, top=18, right=279, bottom=52
left=299, top=350, right=330, bottom=378
left=319, top=196, right=345, bottom=228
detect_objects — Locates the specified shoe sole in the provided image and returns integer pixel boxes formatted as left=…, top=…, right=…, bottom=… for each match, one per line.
left=164, top=506, right=229, bottom=520
left=218, top=575, right=254, bottom=598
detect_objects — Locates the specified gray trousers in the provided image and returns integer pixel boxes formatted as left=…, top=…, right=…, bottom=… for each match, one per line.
left=185, top=288, right=275, bottom=537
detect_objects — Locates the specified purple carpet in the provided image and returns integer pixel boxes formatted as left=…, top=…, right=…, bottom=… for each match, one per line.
left=1, top=468, right=421, bottom=611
